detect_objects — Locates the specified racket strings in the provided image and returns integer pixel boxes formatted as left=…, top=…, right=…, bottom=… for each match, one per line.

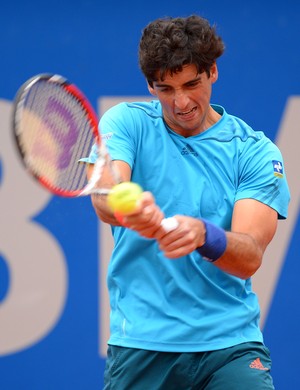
left=16, top=80, right=96, bottom=194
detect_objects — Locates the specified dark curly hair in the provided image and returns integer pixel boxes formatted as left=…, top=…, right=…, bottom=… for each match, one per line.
left=139, top=15, right=225, bottom=87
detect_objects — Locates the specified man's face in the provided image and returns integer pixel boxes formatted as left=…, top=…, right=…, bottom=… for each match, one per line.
left=148, top=63, right=218, bottom=137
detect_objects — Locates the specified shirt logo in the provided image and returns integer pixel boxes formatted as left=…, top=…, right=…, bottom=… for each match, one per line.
left=102, top=132, right=113, bottom=141
left=272, top=160, right=284, bottom=178
left=181, top=144, right=198, bottom=157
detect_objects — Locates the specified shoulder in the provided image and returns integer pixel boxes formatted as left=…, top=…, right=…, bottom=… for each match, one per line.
left=211, top=105, right=277, bottom=151
left=211, top=105, right=263, bottom=142
left=100, top=100, right=165, bottom=142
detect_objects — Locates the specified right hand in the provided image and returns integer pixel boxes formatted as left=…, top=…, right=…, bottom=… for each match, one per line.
left=121, top=191, right=166, bottom=239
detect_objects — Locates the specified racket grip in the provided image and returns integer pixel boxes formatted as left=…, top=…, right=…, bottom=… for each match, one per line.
left=160, top=217, right=179, bottom=233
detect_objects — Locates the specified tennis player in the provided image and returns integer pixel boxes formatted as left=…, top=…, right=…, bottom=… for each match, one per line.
left=86, top=15, right=290, bottom=389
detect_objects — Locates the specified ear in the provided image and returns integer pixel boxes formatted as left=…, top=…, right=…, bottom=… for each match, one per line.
left=147, top=82, right=157, bottom=96
left=210, top=63, right=218, bottom=83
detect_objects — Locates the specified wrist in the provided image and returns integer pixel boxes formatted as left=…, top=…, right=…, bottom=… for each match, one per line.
left=196, top=219, right=227, bottom=262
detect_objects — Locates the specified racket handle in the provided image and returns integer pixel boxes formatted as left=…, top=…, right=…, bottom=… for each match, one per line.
left=160, top=217, right=179, bottom=233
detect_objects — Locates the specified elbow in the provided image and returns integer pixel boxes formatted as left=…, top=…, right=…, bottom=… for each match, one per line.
left=217, top=248, right=263, bottom=280
left=238, top=266, right=260, bottom=280
left=231, top=235, right=265, bottom=280
left=237, top=255, right=263, bottom=280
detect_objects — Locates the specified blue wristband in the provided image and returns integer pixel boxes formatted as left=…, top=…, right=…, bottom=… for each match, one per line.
left=196, top=219, right=227, bottom=262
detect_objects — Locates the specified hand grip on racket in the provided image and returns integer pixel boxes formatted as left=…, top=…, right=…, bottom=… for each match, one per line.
left=12, top=73, right=178, bottom=233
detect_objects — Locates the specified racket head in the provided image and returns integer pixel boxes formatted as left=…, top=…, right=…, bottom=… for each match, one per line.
left=12, top=73, right=100, bottom=197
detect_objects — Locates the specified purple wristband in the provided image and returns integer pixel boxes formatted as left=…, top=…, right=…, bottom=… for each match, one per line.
left=196, top=219, right=227, bottom=262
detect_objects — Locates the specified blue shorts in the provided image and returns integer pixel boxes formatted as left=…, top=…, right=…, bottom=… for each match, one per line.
left=104, top=342, right=274, bottom=389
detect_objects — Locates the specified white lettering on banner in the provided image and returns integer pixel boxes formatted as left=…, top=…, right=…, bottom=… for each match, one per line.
left=0, top=100, right=68, bottom=356
left=98, top=96, right=298, bottom=356
left=252, top=96, right=300, bottom=327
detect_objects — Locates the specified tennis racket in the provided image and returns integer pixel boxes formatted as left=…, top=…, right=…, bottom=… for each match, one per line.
left=12, top=73, right=178, bottom=231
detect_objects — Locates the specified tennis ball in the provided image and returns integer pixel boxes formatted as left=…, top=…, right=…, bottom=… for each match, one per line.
left=107, top=182, right=143, bottom=215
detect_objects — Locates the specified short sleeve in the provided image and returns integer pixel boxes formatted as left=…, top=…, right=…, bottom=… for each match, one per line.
left=235, top=135, right=290, bottom=219
left=78, top=142, right=98, bottom=164
left=99, top=103, right=137, bottom=169
left=79, top=103, right=137, bottom=167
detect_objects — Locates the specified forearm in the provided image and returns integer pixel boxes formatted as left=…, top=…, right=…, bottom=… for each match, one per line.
left=91, top=194, right=121, bottom=225
left=213, top=231, right=263, bottom=280
left=158, top=201, right=277, bottom=279
left=194, top=219, right=263, bottom=279
left=213, top=199, right=278, bottom=279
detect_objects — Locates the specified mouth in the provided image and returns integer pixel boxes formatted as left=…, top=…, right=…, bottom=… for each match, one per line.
left=177, top=107, right=197, bottom=117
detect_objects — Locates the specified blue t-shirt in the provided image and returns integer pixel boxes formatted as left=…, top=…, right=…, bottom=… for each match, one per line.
left=87, top=101, right=290, bottom=352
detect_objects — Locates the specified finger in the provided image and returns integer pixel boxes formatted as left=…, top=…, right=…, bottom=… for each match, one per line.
left=137, top=191, right=156, bottom=209
left=162, top=241, right=197, bottom=258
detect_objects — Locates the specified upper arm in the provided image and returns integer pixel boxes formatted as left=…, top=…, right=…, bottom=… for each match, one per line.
left=86, top=159, right=132, bottom=183
left=231, top=198, right=278, bottom=254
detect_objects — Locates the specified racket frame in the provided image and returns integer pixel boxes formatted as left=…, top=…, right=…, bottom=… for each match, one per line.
left=12, top=73, right=103, bottom=197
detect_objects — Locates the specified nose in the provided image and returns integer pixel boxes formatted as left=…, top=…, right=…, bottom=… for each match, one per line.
left=174, top=90, right=189, bottom=110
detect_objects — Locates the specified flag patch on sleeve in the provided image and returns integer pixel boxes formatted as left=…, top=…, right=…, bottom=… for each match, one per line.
left=272, top=160, right=284, bottom=178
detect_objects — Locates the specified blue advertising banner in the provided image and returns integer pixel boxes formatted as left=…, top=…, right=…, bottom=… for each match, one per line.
left=0, top=1, right=299, bottom=389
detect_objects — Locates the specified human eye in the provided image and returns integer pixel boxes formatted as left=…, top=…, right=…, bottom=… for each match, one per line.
left=186, top=80, right=200, bottom=88
left=158, top=86, right=171, bottom=93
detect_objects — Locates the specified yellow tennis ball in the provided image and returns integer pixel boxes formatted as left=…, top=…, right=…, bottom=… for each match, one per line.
left=107, top=182, right=143, bottom=215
